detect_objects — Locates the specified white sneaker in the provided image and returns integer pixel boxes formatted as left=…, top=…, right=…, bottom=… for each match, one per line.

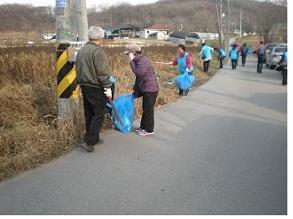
left=138, top=130, right=154, bottom=136
left=134, top=127, right=142, bottom=132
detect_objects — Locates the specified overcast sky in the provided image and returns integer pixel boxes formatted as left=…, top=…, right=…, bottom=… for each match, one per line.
left=0, top=0, right=159, bottom=7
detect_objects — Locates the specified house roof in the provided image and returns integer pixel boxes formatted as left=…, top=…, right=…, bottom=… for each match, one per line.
left=146, top=24, right=171, bottom=31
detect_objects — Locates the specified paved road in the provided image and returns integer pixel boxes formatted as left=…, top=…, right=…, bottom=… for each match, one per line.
left=0, top=57, right=287, bottom=215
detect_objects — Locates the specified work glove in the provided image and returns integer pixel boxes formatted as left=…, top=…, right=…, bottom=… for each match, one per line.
left=129, top=53, right=134, bottom=61
left=104, top=88, right=112, bottom=100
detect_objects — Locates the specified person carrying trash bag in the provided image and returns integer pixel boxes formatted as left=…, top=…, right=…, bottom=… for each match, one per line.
left=199, top=42, right=214, bottom=73
left=76, top=26, right=112, bottom=152
left=229, top=44, right=239, bottom=70
left=256, top=41, right=266, bottom=73
left=169, top=44, right=194, bottom=96
left=215, top=47, right=226, bottom=69
left=124, top=44, right=160, bottom=136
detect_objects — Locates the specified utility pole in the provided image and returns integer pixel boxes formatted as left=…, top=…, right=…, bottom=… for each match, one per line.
left=239, top=7, right=243, bottom=38
left=56, top=0, right=88, bottom=119
left=68, top=0, right=88, bottom=41
left=225, top=0, right=230, bottom=54
left=56, top=0, right=72, bottom=42
left=216, top=0, right=222, bottom=48
left=220, top=0, right=224, bottom=46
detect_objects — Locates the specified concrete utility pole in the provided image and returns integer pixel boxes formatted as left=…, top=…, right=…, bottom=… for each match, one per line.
left=240, top=7, right=243, bottom=38
left=56, top=0, right=88, bottom=119
left=70, top=0, right=89, bottom=41
left=220, top=0, right=224, bottom=46
left=225, top=0, right=230, bottom=54
left=56, top=0, right=72, bottom=42
left=216, top=0, right=223, bottom=48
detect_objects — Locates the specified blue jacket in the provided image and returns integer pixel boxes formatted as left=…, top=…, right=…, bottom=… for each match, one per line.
left=176, top=52, right=194, bottom=75
left=201, top=45, right=213, bottom=61
left=229, top=48, right=238, bottom=60
left=218, top=48, right=226, bottom=58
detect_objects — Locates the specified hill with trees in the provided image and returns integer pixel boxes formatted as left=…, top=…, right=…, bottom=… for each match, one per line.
left=0, top=0, right=287, bottom=42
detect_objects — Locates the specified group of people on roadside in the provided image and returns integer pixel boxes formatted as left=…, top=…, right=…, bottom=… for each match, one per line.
left=75, top=25, right=287, bottom=152
left=215, top=41, right=287, bottom=87
left=251, top=41, right=287, bottom=85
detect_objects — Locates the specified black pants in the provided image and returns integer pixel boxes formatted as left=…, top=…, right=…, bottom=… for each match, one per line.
left=140, top=91, right=158, bottom=133
left=231, top=59, right=237, bottom=70
left=219, top=58, right=224, bottom=68
left=203, top=60, right=210, bottom=72
left=81, top=86, right=107, bottom=146
left=179, top=88, right=189, bottom=95
left=242, top=55, right=247, bottom=66
left=257, top=55, right=265, bottom=73
left=282, top=66, right=287, bottom=85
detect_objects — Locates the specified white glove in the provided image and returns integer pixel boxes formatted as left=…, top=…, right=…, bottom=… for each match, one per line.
left=104, top=88, right=112, bottom=99
left=129, top=53, right=134, bottom=61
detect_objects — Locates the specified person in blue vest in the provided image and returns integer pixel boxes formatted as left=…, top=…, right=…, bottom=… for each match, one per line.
left=170, top=44, right=194, bottom=95
left=215, top=47, right=226, bottom=69
left=240, top=43, right=249, bottom=66
left=229, top=44, right=239, bottom=70
left=256, top=41, right=266, bottom=73
left=199, top=43, right=214, bottom=73
left=279, top=50, right=287, bottom=86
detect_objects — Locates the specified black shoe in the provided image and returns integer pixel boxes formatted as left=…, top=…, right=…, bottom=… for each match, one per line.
left=80, top=142, right=95, bottom=152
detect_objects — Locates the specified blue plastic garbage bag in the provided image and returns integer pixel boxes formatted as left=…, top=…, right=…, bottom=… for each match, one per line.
left=175, top=72, right=196, bottom=91
left=111, top=94, right=135, bottom=134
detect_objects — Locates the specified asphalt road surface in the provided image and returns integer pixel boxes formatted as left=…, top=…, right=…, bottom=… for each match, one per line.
left=0, top=57, right=287, bottom=215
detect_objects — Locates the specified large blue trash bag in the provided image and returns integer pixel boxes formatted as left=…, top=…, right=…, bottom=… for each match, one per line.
left=175, top=72, right=197, bottom=91
left=111, top=94, right=135, bottom=134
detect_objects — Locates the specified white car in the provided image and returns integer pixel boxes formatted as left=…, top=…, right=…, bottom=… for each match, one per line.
left=266, top=46, right=287, bottom=69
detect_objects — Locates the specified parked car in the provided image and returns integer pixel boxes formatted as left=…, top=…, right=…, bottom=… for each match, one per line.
left=266, top=43, right=287, bottom=66
left=266, top=46, right=287, bottom=69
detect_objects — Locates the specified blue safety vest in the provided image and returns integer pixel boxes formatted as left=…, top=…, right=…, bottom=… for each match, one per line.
left=218, top=48, right=226, bottom=58
left=177, top=52, right=194, bottom=75
left=230, top=49, right=238, bottom=60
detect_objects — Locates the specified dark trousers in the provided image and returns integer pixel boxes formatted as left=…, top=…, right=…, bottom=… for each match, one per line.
left=219, top=58, right=224, bottom=68
left=231, top=59, right=237, bottom=70
left=242, top=55, right=247, bottom=66
left=282, top=66, right=287, bottom=85
left=81, top=86, right=107, bottom=146
left=179, top=88, right=189, bottom=95
left=203, top=60, right=210, bottom=72
left=257, top=55, right=265, bottom=73
left=140, top=91, right=158, bottom=133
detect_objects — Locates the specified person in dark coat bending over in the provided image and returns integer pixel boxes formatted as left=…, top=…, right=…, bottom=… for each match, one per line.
left=125, top=44, right=160, bottom=136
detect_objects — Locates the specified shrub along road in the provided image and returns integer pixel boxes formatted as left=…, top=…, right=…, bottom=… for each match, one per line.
left=0, top=57, right=287, bottom=215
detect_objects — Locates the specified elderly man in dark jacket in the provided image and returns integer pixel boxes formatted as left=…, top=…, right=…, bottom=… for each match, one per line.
left=76, top=26, right=113, bottom=152
left=125, top=44, right=160, bottom=136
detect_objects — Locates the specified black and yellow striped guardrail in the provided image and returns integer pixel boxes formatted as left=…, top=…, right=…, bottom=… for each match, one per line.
left=56, top=43, right=79, bottom=99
